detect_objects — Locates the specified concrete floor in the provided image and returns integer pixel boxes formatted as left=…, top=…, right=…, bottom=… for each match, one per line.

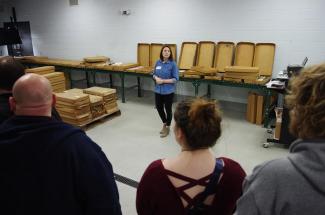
left=85, top=90, right=288, bottom=215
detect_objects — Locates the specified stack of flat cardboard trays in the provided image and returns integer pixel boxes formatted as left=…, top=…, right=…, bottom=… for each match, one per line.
left=83, top=87, right=119, bottom=115
left=63, top=89, right=106, bottom=119
left=25, top=66, right=55, bottom=75
left=55, top=91, right=92, bottom=126
left=43, top=72, right=66, bottom=93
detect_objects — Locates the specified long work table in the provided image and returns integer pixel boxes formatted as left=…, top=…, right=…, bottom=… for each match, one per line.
left=20, top=58, right=272, bottom=127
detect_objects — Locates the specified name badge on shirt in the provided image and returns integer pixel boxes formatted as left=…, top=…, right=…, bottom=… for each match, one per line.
left=156, top=66, right=162, bottom=70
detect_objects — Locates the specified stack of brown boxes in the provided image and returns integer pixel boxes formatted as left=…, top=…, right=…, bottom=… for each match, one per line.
left=55, top=91, right=92, bottom=126
left=224, top=42, right=275, bottom=84
left=246, top=92, right=264, bottom=125
left=224, top=66, right=259, bottom=82
left=204, top=41, right=235, bottom=81
left=185, top=41, right=216, bottom=78
left=63, top=89, right=106, bottom=119
left=127, top=43, right=176, bottom=74
left=43, top=72, right=66, bottom=93
left=25, top=66, right=55, bottom=75
left=25, top=66, right=66, bottom=93
left=83, top=87, right=119, bottom=115
left=82, top=56, right=110, bottom=67
left=88, top=95, right=106, bottom=118
left=178, top=42, right=198, bottom=77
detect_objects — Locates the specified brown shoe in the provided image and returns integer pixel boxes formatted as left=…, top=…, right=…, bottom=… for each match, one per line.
left=160, top=126, right=170, bottom=138
left=160, top=124, right=167, bottom=134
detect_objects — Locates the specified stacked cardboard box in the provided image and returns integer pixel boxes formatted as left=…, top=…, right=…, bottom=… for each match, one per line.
left=188, top=41, right=216, bottom=78
left=246, top=92, right=265, bottom=125
left=83, top=87, right=119, bottom=115
left=83, top=56, right=110, bottom=67
left=55, top=91, right=92, bottom=126
left=25, top=66, right=55, bottom=75
left=22, top=56, right=49, bottom=61
left=246, top=92, right=257, bottom=123
left=126, top=43, right=176, bottom=74
left=64, top=88, right=106, bottom=119
left=255, top=95, right=264, bottom=125
left=224, top=66, right=259, bottom=82
left=126, top=43, right=154, bottom=74
left=89, top=94, right=106, bottom=118
left=25, top=66, right=66, bottom=93
left=43, top=72, right=66, bottom=93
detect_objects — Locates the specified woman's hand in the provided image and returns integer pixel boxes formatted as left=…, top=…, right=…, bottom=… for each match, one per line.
left=155, top=77, right=164, bottom=85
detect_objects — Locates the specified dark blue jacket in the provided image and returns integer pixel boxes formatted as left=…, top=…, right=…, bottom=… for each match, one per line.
left=0, top=116, right=122, bottom=215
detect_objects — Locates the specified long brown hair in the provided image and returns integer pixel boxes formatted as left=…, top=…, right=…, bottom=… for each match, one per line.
left=286, top=63, right=325, bottom=139
left=159, top=45, right=174, bottom=61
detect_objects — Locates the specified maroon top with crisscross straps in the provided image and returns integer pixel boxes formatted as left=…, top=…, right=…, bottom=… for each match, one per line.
left=136, top=157, right=246, bottom=215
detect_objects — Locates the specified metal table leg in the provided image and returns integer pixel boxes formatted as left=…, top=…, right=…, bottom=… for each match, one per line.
left=109, top=74, right=114, bottom=88
left=119, top=73, right=126, bottom=103
left=263, top=88, right=272, bottom=127
left=192, top=80, right=200, bottom=97
left=207, top=84, right=211, bottom=98
left=137, top=77, right=142, bottom=97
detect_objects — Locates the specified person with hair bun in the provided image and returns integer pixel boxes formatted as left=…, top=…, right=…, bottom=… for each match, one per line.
left=236, top=64, right=325, bottom=215
left=136, top=98, right=246, bottom=215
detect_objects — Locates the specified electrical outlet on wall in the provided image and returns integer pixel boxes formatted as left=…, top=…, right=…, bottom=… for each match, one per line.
left=69, top=0, right=78, bottom=6
left=120, top=9, right=131, bottom=15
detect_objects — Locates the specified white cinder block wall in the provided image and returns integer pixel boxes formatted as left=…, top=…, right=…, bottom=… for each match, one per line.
left=3, top=0, right=325, bottom=103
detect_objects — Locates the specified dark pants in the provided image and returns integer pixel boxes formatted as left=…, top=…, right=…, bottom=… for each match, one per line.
left=155, top=93, right=174, bottom=126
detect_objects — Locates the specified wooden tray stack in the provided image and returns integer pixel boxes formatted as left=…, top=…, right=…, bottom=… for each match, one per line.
left=185, top=41, right=217, bottom=78
left=150, top=43, right=163, bottom=67
left=111, top=63, right=139, bottom=72
left=55, top=91, right=92, bottom=126
left=224, top=42, right=259, bottom=82
left=126, top=43, right=153, bottom=74
left=20, top=56, right=49, bottom=61
left=126, top=43, right=177, bottom=74
left=178, top=42, right=198, bottom=77
left=82, top=56, right=110, bottom=67
left=43, top=72, right=66, bottom=93
left=246, top=92, right=265, bottom=125
left=25, top=66, right=66, bottom=93
left=252, top=43, right=275, bottom=84
left=64, top=89, right=106, bottom=119
left=83, top=87, right=119, bottom=115
left=89, top=94, right=106, bottom=118
left=25, top=66, right=55, bottom=75
left=205, top=41, right=235, bottom=80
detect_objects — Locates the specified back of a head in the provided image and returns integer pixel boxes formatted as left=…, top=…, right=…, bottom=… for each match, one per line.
left=174, top=98, right=222, bottom=149
left=286, top=63, right=325, bottom=139
left=0, top=56, right=25, bottom=91
left=13, top=73, right=53, bottom=113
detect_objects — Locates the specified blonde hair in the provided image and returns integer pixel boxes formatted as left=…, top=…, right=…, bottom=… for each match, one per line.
left=286, top=63, right=325, bottom=139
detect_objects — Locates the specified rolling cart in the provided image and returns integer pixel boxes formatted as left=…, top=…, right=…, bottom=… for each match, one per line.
left=263, top=58, right=308, bottom=148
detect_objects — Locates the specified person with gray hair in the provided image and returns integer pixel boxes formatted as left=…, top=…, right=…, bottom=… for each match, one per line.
left=0, top=73, right=122, bottom=215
